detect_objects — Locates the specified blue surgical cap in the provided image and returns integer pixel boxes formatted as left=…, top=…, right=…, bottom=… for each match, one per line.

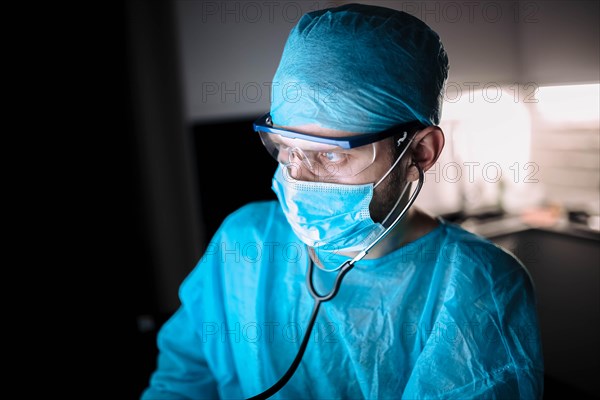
left=270, top=3, right=449, bottom=133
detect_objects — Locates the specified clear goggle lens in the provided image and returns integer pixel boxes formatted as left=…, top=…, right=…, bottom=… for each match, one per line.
left=259, top=131, right=376, bottom=178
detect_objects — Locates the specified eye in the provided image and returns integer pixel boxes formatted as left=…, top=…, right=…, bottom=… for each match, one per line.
left=320, top=151, right=345, bottom=163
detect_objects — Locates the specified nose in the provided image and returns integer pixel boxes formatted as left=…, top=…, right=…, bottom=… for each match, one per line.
left=279, top=148, right=316, bottom=181
left=277, top=146, right=318, bottom=181
left=285, top=163, right=312, bottom=180
left=276, top=146, right=289, bottom=165
left=289, top=147, right=308, bottom=165
left=276, top=146, right=305, bottom=163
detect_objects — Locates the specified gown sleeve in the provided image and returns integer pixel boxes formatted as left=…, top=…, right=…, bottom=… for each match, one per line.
left=141, top=232, right=228, bottom=400
left=140, top=305, right=220, bottom=400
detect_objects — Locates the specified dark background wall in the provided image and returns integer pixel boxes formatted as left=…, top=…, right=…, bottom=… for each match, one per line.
left=121, top=0, right=196, bottom=395
left=121, top=1, right=279, bottom=396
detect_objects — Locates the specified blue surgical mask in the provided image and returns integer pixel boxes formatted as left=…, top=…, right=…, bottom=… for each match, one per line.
left=271, top=165, right=386, bottom=252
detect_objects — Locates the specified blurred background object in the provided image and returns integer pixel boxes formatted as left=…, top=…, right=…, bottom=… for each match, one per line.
left=121, top=1, right=599, bottom=397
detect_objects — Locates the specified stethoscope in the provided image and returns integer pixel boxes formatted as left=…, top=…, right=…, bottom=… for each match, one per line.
left=246, top=163, right=425, bottom=400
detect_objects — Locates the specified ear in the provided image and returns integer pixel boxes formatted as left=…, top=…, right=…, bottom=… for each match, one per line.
left=406, top=126, right=445, bottom=182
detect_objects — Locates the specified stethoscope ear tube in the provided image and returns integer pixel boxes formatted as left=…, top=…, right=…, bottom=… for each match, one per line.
left=246, top=164, right=425, bottom=400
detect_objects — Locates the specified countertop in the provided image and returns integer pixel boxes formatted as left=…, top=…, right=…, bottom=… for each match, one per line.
left=445, top=213, right=600, bottom=242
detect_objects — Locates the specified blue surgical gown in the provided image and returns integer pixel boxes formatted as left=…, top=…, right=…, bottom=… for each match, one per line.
left=142, top=201, right=544, bottom=399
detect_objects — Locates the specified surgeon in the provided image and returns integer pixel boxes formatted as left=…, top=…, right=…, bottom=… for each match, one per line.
left=142, top=3, right=544, bottom=399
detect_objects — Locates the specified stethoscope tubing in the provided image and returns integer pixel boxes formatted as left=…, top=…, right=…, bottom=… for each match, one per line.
left=246, top=165, right=424, bottom=400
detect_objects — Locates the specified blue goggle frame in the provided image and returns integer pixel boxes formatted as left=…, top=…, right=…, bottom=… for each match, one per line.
left=253, top=113, right=425, bottom=149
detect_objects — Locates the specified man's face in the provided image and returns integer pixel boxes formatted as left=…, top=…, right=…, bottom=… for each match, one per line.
left=277, top=124, right=410, bottom=223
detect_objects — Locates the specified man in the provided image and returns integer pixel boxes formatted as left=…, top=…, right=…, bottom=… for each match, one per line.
left=142, top=4, right=543, bottom=399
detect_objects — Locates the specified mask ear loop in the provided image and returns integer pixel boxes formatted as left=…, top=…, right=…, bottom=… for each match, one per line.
left=380, top=177, right=412, bottom=227
left=374, top=132, right=416, bottom=189
left=374, top=131, right=418, bottom=228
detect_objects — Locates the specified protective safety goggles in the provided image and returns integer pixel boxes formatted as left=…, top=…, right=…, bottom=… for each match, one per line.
left=253, top=113, right=424, bottom=178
